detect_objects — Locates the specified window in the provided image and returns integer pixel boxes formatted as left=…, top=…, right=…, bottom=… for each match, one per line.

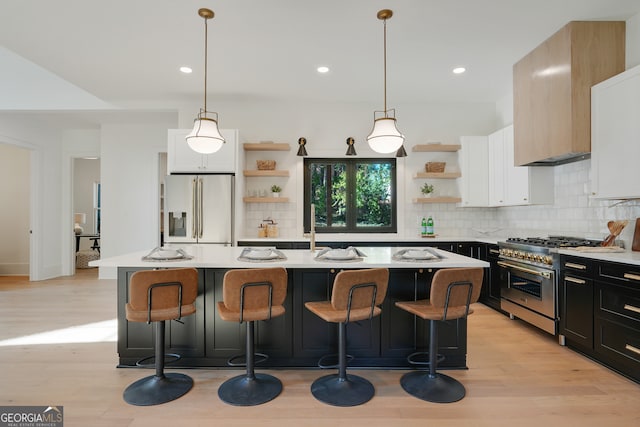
left=303, top=158, right=396, bottom=233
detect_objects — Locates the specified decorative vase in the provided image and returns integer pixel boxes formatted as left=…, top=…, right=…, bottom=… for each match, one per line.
left=272, top=192, right=280, bottom=198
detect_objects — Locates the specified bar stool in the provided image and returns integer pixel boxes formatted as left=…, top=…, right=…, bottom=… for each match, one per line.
left=123, top=267, right=199, bottom=406
left=217, top=267, right=288, bottom=406
left=395, top=267, right=483, bottom=403
left=305, top=268, right=389, bottom=407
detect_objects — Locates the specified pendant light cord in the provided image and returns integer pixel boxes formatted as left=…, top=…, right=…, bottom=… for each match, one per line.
left=383, top=17, right=387, bottom=116
left=203, top=15, right=208, bottom=112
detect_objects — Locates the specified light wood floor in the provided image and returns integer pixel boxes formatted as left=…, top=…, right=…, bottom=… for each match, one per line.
left=1, top=269, right=639, bottom=427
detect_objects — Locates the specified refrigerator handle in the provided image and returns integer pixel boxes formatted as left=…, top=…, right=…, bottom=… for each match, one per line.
left=191, top=178, right=198, bottom=239
left=198, top=177, right=204, bottom=238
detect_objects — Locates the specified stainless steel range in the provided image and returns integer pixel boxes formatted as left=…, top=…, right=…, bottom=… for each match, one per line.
left=497, top=236, right=600, bottom=337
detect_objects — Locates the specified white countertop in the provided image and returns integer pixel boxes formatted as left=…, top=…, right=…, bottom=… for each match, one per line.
left=239, top=235, right=503, bottom=245
left=558, top=248, right=640, bottom=266
left=91, top=245, right=489, bottom=269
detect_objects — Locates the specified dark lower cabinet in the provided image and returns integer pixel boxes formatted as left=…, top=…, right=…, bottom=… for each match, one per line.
left=559, top=256, right=594, bottom=351
left=480, top=245, right=502, bottom=311
left=593, top=261, right=640, bottom=383
left=117, top=265, right=470, bottom=369
left=559, top=256, right=640, bottom=384
left=117, top=267, right=206, bottom=366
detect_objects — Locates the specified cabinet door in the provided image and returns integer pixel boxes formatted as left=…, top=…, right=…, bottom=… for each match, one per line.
left=487, top=129, right=505, bottom=206
left=559, top=272, right=593, bottom=350
left=459, top=136, right=489, bottom=207
left=591, top=65, right=640, bottom=199
left=204, top=269, right=292, bottom=364
left=483, top=245, right=503, bottom=311
left=503, top=125, right=530, bottom=205
left=168, top=128, right=237, bottom=173
left=117, top=268, right=206, bottom=365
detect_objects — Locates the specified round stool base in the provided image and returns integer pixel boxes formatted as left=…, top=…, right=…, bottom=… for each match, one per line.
left=218, top=373, right=282, bottom=406
left=400, top=371, right=465, bottom=403
left=311, top=374, right=374, bottom=407
left=123, top=373, right=193, bottom=406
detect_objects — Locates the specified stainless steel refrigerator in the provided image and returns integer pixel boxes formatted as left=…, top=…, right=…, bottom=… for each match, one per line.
left=163, top=174, right=234, bottom=245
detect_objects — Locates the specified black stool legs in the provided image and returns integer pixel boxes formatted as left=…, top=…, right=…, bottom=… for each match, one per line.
left=218, top=321, right=282, bottom=406
left=310, top=322, right=375, bottom=407
left=123, top=321, right=194, bottom=406
left=400, top=319, right=466, bottom=403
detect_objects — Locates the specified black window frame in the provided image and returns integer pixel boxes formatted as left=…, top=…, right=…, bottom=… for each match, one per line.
left=303, top=157, right=397, bottom=233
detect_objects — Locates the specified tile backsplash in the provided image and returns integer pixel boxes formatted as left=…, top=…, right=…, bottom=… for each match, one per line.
left=408, top=158, right=640, bottom=245
left=246, top=158, right=640, bottom=246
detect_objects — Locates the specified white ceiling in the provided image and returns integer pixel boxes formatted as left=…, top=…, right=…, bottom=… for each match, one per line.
left=1, top=0, right=639, bottom=125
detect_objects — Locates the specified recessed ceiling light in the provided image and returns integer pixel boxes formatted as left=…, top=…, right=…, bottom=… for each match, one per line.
left=453, top=67, right=466, bottom=74
left=180, top=66, right=193, bottom=74
left=317, top=66, right=330, bottom=74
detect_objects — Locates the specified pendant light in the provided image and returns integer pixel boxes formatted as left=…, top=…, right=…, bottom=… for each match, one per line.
left=366, top=9, right=405, bottom=154
left=186, top=8, right=225, bottom=154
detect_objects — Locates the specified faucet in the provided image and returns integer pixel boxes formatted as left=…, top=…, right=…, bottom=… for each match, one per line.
left=303, top=203, right=316, bottom=252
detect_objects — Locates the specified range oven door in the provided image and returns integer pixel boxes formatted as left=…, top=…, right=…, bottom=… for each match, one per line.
left=499, top=260, right=556, bottom=321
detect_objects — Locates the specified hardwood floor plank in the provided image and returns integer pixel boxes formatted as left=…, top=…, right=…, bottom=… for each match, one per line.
left=1, top=269, right=639, bottom=426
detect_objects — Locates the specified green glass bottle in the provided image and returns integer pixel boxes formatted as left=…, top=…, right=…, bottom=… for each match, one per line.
left=421, top=217, right=427, bottom=236
left=426, top=216, right=434, bottom=235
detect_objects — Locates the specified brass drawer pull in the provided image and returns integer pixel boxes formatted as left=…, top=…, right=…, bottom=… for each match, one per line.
left=625, top=344, right=640, bottom=356
left=565, top=262, right=587, bottom=270
left=623, top=273, right=640, bottom=281
left=623, top=304, right=640, bottom=315
left=489, top=249, right=500, bottom=255
left=565, top=276, right=586, bottom=285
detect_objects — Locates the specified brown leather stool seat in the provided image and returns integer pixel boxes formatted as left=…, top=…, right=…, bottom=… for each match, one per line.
left=122, top=268, right=198, bottom=406
left=395, top=267, right=483, bottom=403
left=217, top=267, right=288, bottom=406
left=305, top=268, right=389, bottom=407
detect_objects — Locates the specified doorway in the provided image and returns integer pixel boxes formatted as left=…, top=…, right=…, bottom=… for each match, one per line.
left=0, top=143, right=30, bottom=276
left=73, top=158, right=100, bottom=271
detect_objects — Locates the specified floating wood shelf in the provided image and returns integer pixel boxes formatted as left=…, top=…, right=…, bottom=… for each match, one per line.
left=243, top=197, right=290, bottom=203
left=414, top=172, right=461, bottom=179
left=412, top=197, right=462, bottom=204
left=243, top=170, right=290, bottom=177
left=243, top=143, right=291, bottom=151
left=412, top=144, right=461, bottom=152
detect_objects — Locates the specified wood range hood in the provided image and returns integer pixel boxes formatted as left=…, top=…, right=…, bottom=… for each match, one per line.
left=513, top=21, right=626, bottom=166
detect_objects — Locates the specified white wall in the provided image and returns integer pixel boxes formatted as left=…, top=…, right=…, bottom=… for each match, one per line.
left=627, top=13, right=640, bottom=69
left=0, top=143, right=29, bottom=274
left=176, top=99, right=497, bottom=239
left=99, top=118, right=177, bottom=278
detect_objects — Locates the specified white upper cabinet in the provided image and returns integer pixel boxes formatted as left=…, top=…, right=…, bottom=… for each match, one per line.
left=168, top=128, right=238, bottom=174
left=459, top=136, right=489, bottom=207
left=462, top=125, right=554, bottom=207
left=591, top=65, right=640, bottom=199
left=493, top=125, right=554, bottom=206
left=488, top=129, right=506, bottom=206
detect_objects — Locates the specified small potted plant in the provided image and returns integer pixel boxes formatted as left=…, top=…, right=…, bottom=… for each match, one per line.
left=421, top=182, right=434, bottom=198
left=271, top=184, right=282, bottom=197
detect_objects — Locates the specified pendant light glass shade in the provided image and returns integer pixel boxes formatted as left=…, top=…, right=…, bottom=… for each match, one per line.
left=186, top=113, right=225, bottom=154
left=367, top=116, right=404, bottom=154
left=186, top=8, right=225, bottom=154
left=367, top=9, right=405, bottom=154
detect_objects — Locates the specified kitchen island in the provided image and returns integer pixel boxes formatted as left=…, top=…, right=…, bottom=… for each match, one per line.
left=94, top=246, right=489, bottom=369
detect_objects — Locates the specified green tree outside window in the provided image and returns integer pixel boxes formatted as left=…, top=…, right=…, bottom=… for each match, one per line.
left=304, top=158, right=396, bottom=233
